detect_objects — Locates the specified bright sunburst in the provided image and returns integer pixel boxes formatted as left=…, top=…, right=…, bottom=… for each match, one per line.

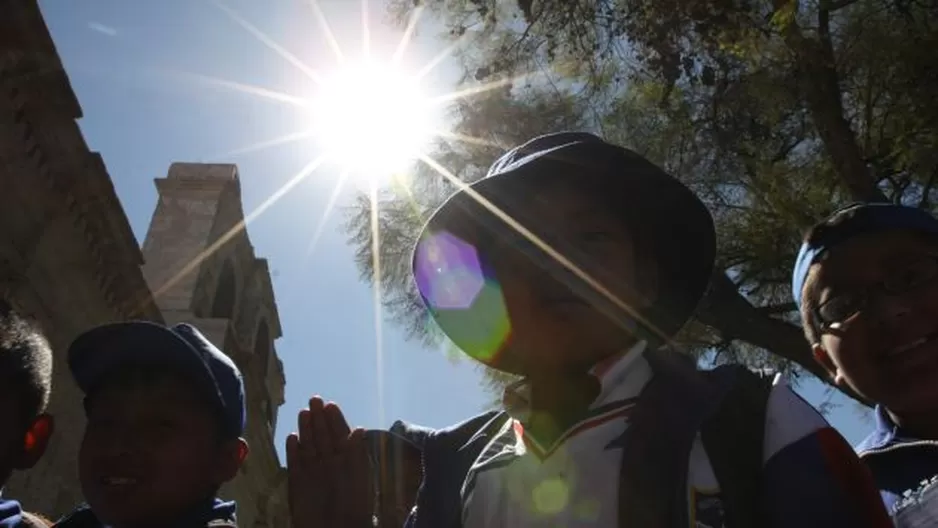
left=310, top=61, right=432, bottom=181
left=189, top=0, right=550, bottom=428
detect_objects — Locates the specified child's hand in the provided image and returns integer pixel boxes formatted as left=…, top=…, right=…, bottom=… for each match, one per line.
left=286, top=397, right=373, bottom=528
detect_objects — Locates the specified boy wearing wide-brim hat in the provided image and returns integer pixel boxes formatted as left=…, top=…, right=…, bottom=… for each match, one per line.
left=403, top=132, right=891, bottom=527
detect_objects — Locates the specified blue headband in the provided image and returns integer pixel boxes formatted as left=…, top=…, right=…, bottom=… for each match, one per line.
left=792, top=203, right=938, bottom=307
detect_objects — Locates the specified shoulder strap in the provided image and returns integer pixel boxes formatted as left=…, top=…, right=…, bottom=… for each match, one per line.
left=700, top=365, right=772, bottom=528
left=618, top=349, right=727, bottom=528
left=19, top=512, right=51, bottom=528
left=206, top=520, right=237, bottom=528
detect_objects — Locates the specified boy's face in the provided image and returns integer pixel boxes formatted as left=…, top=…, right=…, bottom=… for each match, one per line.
left=473, top=180, right=656, bottom=374
left=810, top=230, right=938, bottom=415
left=79, top=371, right=243, bottom=527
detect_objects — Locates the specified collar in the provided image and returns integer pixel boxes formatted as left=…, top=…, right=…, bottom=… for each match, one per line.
left=196, top=498, right=237, bottom=527
left=0, top=497, right=23, bottom=528
left=56, top=498, right=237, bottom=528
left=857, top=405, right=916, bottom=455
left=502, top=341, right=650, bottom=423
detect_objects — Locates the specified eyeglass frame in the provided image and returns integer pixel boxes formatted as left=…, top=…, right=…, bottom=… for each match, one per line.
left=813, top=254, right=938, bottom=331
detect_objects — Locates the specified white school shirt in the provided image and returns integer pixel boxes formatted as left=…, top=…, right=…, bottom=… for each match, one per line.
left=461, top=342, right=828, bottom=528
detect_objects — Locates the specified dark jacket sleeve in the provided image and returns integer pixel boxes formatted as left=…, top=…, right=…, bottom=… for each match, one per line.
left=405, top=411, right=504, bottom=528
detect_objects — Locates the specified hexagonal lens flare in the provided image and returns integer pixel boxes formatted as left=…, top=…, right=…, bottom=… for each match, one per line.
left=414, top=231, right=485, bottom=310
left=414, top=230, right=512, bottom=364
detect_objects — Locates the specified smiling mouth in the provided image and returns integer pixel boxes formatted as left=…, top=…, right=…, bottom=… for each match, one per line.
left=101, top=476, right=139, bottom=487
left=888, top=331, right=938, bottom=357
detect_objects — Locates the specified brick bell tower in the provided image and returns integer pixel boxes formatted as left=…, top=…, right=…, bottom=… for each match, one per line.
left=140, top=163, right=289, bottom=528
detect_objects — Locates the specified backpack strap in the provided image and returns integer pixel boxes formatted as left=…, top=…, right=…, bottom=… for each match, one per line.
left=206, top=520, right=237, bottom=528
left=700, top=365, right=772, bottom=528
left=618, top=349, right=729, bottom=528
left=18, top=512, right=51, bottom=528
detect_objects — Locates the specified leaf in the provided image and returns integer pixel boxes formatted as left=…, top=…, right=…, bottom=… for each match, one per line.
left=362, top=0, right=938, bottom=401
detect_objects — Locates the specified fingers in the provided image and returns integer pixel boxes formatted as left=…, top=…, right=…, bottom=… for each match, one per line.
left=309, top=397, right=354, bottom=458
left=286, top=433, right=300, bottom=468
left=290, top=397, right=371, bottom=527
left=285, top=433, right=307, bottom=503
left=286, top=432, right=322, bottom=528
left=325, top=402, right=352, bottom=441
left=336, top=428, right=374, bottom=525
left=309, top=397, right=338, bottom=457
left=298, top=406, right=315, bottom=448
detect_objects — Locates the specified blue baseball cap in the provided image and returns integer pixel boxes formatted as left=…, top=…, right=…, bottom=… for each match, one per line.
left=68, top=321, right=246, bottom=438
left=412, top=132, right=716, bottom=372
left=792, top=202, right=938, bottom=307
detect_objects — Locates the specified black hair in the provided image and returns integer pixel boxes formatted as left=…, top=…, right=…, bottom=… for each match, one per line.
left=799, top=208, right=870, bottom=346
left=799, top=266, right=824, bottom=346
left=83, top=362, right=233, bottom=442
left=0, top=299, right=53, bottom=424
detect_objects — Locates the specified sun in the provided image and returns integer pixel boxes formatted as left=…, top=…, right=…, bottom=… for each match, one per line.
left=309, top=61, right=433, bottom=185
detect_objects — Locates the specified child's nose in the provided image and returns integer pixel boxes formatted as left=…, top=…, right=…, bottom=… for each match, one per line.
left=100, top=424, right=148, bottom=454
left=873, top=291, right=913, bottom=328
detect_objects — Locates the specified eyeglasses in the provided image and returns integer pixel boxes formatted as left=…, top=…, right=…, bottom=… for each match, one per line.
left=815, top=255, right=938, bottom=329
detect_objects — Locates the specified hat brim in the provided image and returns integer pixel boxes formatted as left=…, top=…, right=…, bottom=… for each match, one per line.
left=68, top=321, right=223, bottom=405
left=412, top=140, right=716, bottom=374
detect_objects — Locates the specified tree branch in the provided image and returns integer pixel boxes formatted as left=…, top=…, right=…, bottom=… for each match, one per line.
left=824, top=0, right=861, bottom=11
left=696, top=270, right=870, bottom=405
left=773, top=0, right=888, bottom=202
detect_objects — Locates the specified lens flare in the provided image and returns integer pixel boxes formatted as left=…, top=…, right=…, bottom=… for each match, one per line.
left=414, top=231, right=512, bottom=363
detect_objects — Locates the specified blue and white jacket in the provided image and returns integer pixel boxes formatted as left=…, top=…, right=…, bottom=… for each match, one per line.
left=857, top=406, right=938, bottom=513
left=405, top=346, right=891, bottom=528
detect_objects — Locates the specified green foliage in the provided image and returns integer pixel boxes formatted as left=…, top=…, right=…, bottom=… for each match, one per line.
left=345, top=0, right=938, bottom=402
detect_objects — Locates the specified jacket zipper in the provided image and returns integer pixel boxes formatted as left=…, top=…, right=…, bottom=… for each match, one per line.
left=860, top=439, right=938, bottom=457
left=407, top=445, right=426, bottom=527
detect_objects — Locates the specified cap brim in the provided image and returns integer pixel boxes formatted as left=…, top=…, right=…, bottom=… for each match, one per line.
left=68, top=321, right=222, bottom=401
left=412, top=141, right=715, bottom=373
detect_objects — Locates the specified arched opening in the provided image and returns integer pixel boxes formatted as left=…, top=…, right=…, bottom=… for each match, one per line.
left=210, top=260, right=237, bottom=319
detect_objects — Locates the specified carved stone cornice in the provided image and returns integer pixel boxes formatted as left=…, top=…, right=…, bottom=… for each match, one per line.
left=1, top=2, right=162, bottom=322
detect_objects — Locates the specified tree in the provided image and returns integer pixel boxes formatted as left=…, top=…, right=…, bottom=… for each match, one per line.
left=345, top=0, right=938, bottom=397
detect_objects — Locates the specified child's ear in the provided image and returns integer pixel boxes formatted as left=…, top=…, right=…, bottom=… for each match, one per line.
left=16, top=414, right=53, bottom=470
left=215, top=438, right=250, bottom=482
left=812, top=344, right=841, bottom=384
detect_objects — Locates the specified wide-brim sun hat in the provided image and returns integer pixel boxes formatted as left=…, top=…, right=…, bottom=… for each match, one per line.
left=411, top=132, right=716, bottom=373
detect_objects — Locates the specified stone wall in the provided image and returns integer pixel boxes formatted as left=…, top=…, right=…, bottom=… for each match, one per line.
left=0, top=2, right=289, bottom=524
left=1, top=0, right=161, bottom=514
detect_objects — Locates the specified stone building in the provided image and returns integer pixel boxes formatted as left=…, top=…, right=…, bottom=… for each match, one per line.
left=141, top=163, right=289, bottom=528
left=0, top=1, right=289, bottom=525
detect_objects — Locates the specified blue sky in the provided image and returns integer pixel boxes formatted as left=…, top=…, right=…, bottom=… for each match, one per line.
left=38, top=0, right=872, bottom=461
